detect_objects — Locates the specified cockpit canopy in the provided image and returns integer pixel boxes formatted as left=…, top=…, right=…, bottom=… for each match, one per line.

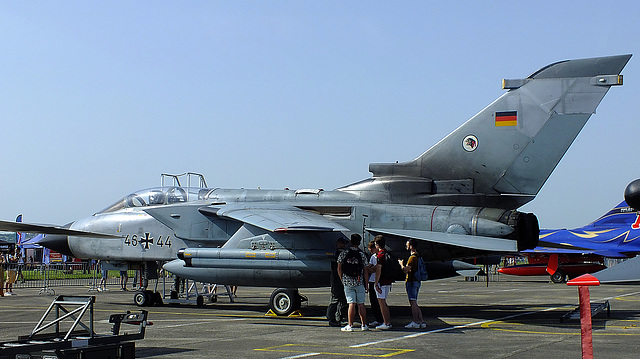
left=97, top=187, right=212, bottom=214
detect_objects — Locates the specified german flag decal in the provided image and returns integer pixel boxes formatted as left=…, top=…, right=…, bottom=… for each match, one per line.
left=495, top=111, right=517, bottom=127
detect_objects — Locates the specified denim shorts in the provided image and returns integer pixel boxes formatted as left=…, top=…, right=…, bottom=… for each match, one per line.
left=405, top=280, right=421, bottom=301
left=344, top=284, right=366, bottom=304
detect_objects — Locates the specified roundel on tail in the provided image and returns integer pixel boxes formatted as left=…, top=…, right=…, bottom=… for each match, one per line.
left=462, top=135, right=478, bottom=152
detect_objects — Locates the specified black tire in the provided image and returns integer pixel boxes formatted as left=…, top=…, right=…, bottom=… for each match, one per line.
left=551, top=269, right=566, bottom=283
left=134, top=291, right=150, bottom=307
left=269, top=288, right=301, bottom=316
left=196, top=295, right=204, bottom=307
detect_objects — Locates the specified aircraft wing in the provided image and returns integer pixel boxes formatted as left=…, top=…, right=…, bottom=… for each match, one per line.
left=200, top=204, right=350, bottom=232
left=0, top=220, right=120, bottom=239
left=366, top=227, right=518, bottom=252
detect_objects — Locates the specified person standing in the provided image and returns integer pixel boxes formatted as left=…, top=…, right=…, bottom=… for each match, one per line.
left=0, top=253, right=5, bottom=297
left=327, top=237, right=349, bottom=326
left=337, top=233, right=369, bottom=332
left=373, top=235, right=393, bottom=330
left=98, top=261, right=108, bottom=292
left=5, top=249, right=18, bottom=295
left=366, top=240, right=383, bottom=327
left=120, top=269, right=129, bottom=291
left=399, top=239, right=426, bottom=328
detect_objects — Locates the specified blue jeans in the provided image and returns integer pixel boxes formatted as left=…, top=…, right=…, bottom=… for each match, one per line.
left=405, top=280, right=421, bottom=301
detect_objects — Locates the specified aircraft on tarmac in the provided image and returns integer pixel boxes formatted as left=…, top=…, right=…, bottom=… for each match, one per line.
left=566, top=179, right=640, bottom=285
left=0, top=54, right=631, bottom=315
left=499, top=179, right=640, bottom=283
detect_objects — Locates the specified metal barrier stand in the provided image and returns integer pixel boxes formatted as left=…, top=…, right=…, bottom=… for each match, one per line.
left=0, top=295, right=150, bottom=358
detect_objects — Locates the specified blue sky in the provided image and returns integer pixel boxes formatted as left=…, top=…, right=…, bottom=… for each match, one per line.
left=1, top=1, right=638, bottom=229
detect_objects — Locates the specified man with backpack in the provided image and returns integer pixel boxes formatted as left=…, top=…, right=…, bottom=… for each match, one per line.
left=399, top=239, right=426, bottom=329
left=337, top=233, right=369, bottom=332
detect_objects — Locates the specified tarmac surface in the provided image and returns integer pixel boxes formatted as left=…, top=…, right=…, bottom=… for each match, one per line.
left=1, top=276, right=639, bottom=358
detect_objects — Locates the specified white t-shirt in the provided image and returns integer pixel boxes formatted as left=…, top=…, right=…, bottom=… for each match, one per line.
left=368, top=254, right=377, bottom=283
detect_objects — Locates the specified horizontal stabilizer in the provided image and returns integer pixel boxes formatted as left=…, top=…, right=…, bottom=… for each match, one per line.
left=575, top=256, right=640, bottom=284
left=0, top=220, right=120, bottom=239
left=366, top=227, right=518, bottom=252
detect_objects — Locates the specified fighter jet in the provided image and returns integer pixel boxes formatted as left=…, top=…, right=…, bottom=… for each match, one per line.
left=499, top=180, right=640, bottom=282
left=0, top=54, right=630, bottom=314
left=567, top=179, right=640, bottom=285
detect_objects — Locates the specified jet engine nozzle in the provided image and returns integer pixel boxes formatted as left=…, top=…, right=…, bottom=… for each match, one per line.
left=513, top=212, right=539, bottom=251
left=624, top=179, right=640, bottom=211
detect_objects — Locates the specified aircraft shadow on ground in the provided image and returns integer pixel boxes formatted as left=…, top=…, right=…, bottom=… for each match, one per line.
left=106, top=298, right=640, bottom=333
left=135, top=347, right=196, bottom=358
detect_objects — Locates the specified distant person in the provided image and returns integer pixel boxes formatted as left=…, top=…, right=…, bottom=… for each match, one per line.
left=0, top=253, right=5, bottom=297
left=120, top=269, right=129, bottom=291
left=98, top=261, right=108, bottom=292
left=337, top=233, right=369, bottom=332
left=373, top=235, right=393, bottom=330
left=5, top=249, right=19, bottom=295
left=327, top=237, right=349, bottom=326
left=399, top=239, right=425, bottom=328
left=16, top=250, right=25, bottom=283
left=366, top=240, right=383, bottom=327
left=173, top=274, right=185, bottom=294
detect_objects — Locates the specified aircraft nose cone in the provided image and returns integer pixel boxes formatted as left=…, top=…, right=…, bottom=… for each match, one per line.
left=38, top=234, right=74, bottom=257
left=624, top=179, right=640, bottom=211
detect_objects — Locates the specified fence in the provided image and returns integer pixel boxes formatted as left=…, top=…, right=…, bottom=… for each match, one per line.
left=1, top=262, right=158, bottom=293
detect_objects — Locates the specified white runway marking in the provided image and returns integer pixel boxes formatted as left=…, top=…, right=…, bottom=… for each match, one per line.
left=351, top=290, right=640, bottom=349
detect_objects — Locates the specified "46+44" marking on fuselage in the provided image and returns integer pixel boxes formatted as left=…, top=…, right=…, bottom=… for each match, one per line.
left=124, top=233, right=172, bottom=249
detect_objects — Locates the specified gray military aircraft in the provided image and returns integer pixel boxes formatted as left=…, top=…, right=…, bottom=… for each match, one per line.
left=0, top=54, right=630, bottom=314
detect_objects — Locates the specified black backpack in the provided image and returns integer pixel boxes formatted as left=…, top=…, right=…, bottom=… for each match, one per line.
left=342, top=248, right=365, bottom=278
left=380, top=251, right=405, bottom=282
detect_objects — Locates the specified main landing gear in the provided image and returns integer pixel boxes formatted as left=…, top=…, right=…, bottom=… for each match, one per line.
left=134, top=290, right=164, bottom=307
left=269, top=288, right=306, bottom=316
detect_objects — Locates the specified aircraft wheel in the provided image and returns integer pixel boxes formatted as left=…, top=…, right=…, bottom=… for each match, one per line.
left=196, top=295, right=204, bottom=307
left=269, top=288, right=300, bottom=316
left=134, top=291, right=150, bottom=307
left=551, top=269, right=566, bottom=283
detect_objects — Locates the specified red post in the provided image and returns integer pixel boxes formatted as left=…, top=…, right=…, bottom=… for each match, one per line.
left=578, top=285, right=593, bottom=359
left=568, top=274, right=600, bottom=359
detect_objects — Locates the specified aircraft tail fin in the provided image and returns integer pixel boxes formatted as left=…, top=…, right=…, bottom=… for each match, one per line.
left=584, top=200, right=639, bottom=229
left=366, top=55, right=631, bottom=207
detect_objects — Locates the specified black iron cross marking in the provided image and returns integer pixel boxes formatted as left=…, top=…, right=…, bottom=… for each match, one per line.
left=140, top=233, right=153, bottom=250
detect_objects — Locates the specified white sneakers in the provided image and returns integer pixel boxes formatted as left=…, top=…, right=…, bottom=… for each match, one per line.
left=342, top=324, right=370, bottom=332
left=404, top=321, right=426, bottom=329
left=375, top=323, right=392, bottom=330
left=341, top=322, right=422, bottom=331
